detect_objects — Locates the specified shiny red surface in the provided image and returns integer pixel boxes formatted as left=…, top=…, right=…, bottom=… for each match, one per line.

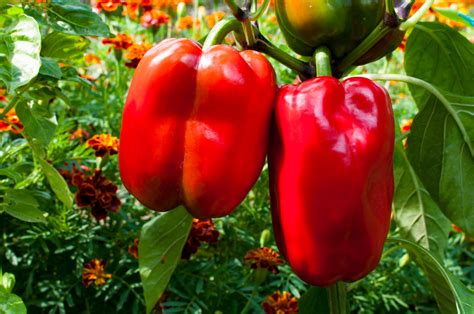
left=269, top=76, right=394, bottom=286
left=119, top=39, right=276, bottom=218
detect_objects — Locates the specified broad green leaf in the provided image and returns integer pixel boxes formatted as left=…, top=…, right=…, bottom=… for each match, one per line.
left=45, top=3, right=111, bottom=37
left=16, top=101, right=57, bottom=147
left=405, top=22, right=474, bottom=236
left=38, top=159, right=73, bottom=208
left=39, top=57, right=62, bottom=79
left=0, top=13, right=41, bottom=92
left=393, top=144, right=451, bottom=259
left=41, top=32, right=89, bottom=61
left=389, top=238, right=474, bottom=313
left=139, top=207, right=193, bottom=314
left=299, top=287, right=329, bottom=314
left=433, top=8, right=474, bottom=27
left=2, top=189, right=46, bottom=223
left=0, top=291, right=26, bottom=314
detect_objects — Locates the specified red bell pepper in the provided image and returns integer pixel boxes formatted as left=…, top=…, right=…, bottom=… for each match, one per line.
left=119, top=38, right=276, bottom=218
left=269, top=76, right=394, bottom=286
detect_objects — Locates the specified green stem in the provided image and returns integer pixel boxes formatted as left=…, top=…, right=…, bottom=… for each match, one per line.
left=385, top=0, right=395, bottom=15
left=336, top=19, right=392, bottom=74
left=0, top=82, right=32, bottom=120
left=249, top=0, right=271, bottom=21
left=256, top=38, right=315, bottom=79
left=328, top=282, right=347, bottom=314
left=224, top=0, right=245, bottom=20
left=314, top=46, right=332, bottom=77
left=202, top=17, right=243, bottom=49
left=242, top=19, right=256, bottom=47
left=400, top=0, right=434, bottom=31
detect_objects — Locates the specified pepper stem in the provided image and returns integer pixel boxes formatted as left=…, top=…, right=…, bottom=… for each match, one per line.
left=314, top=46, right=332, bottom=77
left=328, top=282, right=348, bottom=314
left=399, top=0, right=434, bottom=31
left=202, top=17, right=243, bottom=49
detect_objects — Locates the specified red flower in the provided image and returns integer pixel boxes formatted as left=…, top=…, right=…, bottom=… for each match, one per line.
left=182, top=219, right=220, bottom=259
left=244, top=248, right=285, bottom=274
left=82, top=259, right=112, bottom=287
left=262, top=291, right=299, bottom=314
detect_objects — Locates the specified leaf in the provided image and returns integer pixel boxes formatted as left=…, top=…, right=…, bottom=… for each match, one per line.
left=41, top=32, right=89, bottom=61
left=0, top=291, right=26, bottom=314
left=16, top=101, right=57, bottom=147
left=392, top=143, right=451, bottom=259
left=45, top=3, right=111, bottom=37
left=1, top=271, right=15, bottom=294
left=299, top=287, right=329, bottom=314
left=2, top=189, right=46, bottom=223
left=405, top=22, right=474, bottom=236
left=433, top=8, right=474, bottom=27
left=39, top=57, right=62, bottom=79
left=38, top=159, right=73, bottom=208
left=0, top=13, right=41, bottom=92
left=139, top=207, right=193, bottom=314
left=389, top=238, right=474, bottom=313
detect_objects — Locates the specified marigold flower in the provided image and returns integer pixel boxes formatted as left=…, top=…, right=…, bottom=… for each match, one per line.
left=411, top=0, right=474, bottom=28
left=73, top=169, right=121, bottom=221
left=262, top=291, right=299, bottom=314
left=0, top=108, right=23, bottom=134
left=140, top=8, right=170, bottom=27
left=95, top=0, right=121, bottom=12
left=85, top=53, right=102, bottom=65
left=205, top=11, right=225, bottom=29
left=0, top=89, right=7, bottom=102
left=82, top=259, right=113, bottom=287
left=87, top=134, right=120, bottom=157
left=177, top=16, right=199, bottom=30
left=124, top=43, right=153, bottom=68
left=244, top=247, right=285, bottom=274
left=128, top=238, right=139, bottom=259
left=182, top=219, right=220, bottom=259
left=102, top=33, right=134, bottom=50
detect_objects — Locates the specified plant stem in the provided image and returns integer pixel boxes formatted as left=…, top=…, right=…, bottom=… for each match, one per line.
left=328, top=282, right=347, bottom=314
left=256, top=38, right=315, bottom=79
left=202, top=17, right=243, bottom=49
left=400, top=0, right=434, bottom=31
left=314, top=46, right=332, bottom=77
left=242, top=19, right=256, bottom=47
left=224, top=0, right=246, bottom=20
left=385, top=0, right=395, bottom=15
left=249, top=0, right=271, bottom=21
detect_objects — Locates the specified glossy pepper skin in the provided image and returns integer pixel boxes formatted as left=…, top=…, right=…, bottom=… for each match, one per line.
left=269, top=77, right=394, bottom=286
left=275, top=0, right=385, bottom=58
left=119, top=38, right=276, bottom=219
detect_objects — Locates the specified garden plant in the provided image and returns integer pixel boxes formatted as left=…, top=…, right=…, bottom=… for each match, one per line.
left=0, top=0, right=473, bottom=313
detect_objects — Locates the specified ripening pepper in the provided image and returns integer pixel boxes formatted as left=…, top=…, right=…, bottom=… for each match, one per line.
left=269, top=76, right=394, bottom=286
left=275, top=0, right=411, bottom=65
left=119, top=38, right=276, bottom=218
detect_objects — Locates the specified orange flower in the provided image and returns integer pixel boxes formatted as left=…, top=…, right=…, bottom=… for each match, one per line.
left=70, top=128, right=91, bottom=141
left=244, top=248, right=285, bottom=274
left=122, top=0, right=140, bottom=20
left=128, top=238, right=139, bottom=259
left=0, top=108, right=23, bottom=134
left=411, top=0, right=474, bottom=27
left=67, top=168, right=121, bottom=221
left=205, top=11, right=225, bottom=29
left=401, top=119, right=413, bottom=134
left=95, top=0, right=121, bottom=11
left=85, top=53, right=101, bottom=65
left=0, top=89, right=7, bottom=102
left=262, top=291, right=299, bottom=314
left=82, top=259, right=112, bottom=288
left=102, top=33, right=134, bottom=50
left=87, top=134, right=120, bottom=157
left=140, top=8, right=170, bottom=27
left=124, top=42, right=152, bottom=68
left=182, top=219, right=220, bottom=259
left=177, top=16, right=199, bottom=30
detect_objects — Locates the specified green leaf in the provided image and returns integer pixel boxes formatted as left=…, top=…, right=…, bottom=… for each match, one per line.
left=39, top=57, right=62, bottom=79
left=0, top=291, right=26, bottom=314
left=139, top=207, right=193, bottom=314
left=393, top=144, right=451, bottom=259
left=389, top=238, right=474, bottom=313
left=41, top=32, right=89, bottom=61
left=0, top=271, right=15, bottom=294
left=299, top=287, right=329, bottom=314
left=405, top=22, right=474, bottom=236
left=0, top=13, right=41, bottom=92
left=2, top=189, right=46, bottom=223
left=38, top=159, right=73, bottom=208
left=45, top=3, right=111, bottom=37
left=433, top=8, right=474, bottom=27
left=16, top=101, right=57, bottom=147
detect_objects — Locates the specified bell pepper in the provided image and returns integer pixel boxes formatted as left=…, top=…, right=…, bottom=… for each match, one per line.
left=119, top=38, right=276, bottom=218
left=275, top=0, right=411, bottom=65
left=269, top=76, right=394, bottom=286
